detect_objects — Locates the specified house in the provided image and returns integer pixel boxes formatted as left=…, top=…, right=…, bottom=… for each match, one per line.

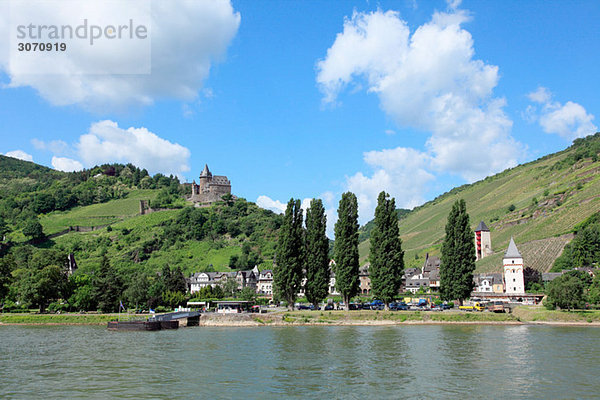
left=189, top=272, right=218, bottom=293
left=257, top=269, right=273, bottom=297
left=474, top=273, right=503, bottom=293
left=235, top=266, right=259, bottom=290
left=542, top=272, right=562, bottom=284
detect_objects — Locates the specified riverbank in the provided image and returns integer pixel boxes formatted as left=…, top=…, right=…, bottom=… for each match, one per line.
left=3, top=306, right=600, bottom=326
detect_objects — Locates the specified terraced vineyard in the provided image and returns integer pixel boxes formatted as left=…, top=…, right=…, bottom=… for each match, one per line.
left=359, top=134, right=600, bottom=273
left=40, top=189, right=160, bottom=235
left=474, top=234, right=573, bottom=273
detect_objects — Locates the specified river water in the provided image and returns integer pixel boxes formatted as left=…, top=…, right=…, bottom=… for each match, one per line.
left=1, top=324, right=599, bottom=399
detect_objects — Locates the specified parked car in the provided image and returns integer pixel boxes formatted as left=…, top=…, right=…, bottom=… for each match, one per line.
left=349, top=303, right=362, bottom=310
left=297, top=304, right=315, bottom=310
left=324, top=304, right=334, bottom=311
left=370, top=300, right=384, bottom=310
left=389, top=302, right=409, bottom=311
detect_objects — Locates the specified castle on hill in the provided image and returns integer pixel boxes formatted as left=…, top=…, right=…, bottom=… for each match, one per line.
left=188, top=164, right=232, bottom=205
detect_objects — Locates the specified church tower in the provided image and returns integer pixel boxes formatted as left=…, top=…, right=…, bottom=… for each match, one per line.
left=503, top=237, right=525, bottom=294
left=474, top=221, right=492, bottom=260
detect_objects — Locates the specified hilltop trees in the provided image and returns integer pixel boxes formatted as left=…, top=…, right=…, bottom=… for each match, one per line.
left=274, top=199, right=304, bottom=310
left=369, top=192, right=404, bottom=309
left=334, top=192, right=360, bottom=310
left=440, top=199, right=476, bottom=306
left=304, top=199, right=330, bottom=309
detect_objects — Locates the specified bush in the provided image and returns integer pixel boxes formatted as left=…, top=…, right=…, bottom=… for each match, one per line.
left=508, top=204, right=516, bottom=212
left=47, top=301, right=69, bottom=313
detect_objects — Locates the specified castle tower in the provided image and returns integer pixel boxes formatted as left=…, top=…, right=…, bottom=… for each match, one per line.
left=503, top=237, right=525, bottom=294
left=474, top=221, right=492, bottom=260
left=199, top=164, right=212, bottom=191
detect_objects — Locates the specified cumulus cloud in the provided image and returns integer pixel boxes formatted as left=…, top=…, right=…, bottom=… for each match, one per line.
left=346, top=147, right=435, bottom=224
left=4, top=150, right=33, bottom=162
left=256, top=195, right=287, bottom=215
left=0, top=0, right=240, bottom=110
left=52, top=156, right=83, bottom=172
left=317, top=8, right=521, bottom=183
left=256, top=195, right=337, bottom=238
left=76, top=120, right=190, bottom=176
left=526, top=87, right=597, bottom=140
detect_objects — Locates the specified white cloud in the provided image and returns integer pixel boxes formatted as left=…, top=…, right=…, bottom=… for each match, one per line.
left=346, top=147, right=435, bottom=224
left=526, top=87, right=597, bottom=140
left=76, top=120, right=190, bottom=176
left=317, top=8, right=521, bottom=182
left=540, top=102, right=597, bottom=139
left=52, top=156, right=83, bottom=172
left=256, top=196, right=287, bottom=214
left=4, top=150, right=33, bottom=162
left=31, top=139, right=70, bottom=155
left=0, top=0, right=240, bottom=111
left=527, top=86, right=552, bottom=104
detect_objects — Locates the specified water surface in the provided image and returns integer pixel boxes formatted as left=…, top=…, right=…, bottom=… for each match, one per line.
left=1, top=325, right=599, bottom=399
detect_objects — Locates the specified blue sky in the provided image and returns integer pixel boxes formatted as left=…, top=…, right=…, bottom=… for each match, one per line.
left=1, top=0, right=599, bottom=230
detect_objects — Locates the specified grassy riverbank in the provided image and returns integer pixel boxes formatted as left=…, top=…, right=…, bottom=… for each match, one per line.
left=0, top=313, right=123, bottom=325
left=512, top=306, right=600, bottom=324
left=3, top=307, right=600, bottom=326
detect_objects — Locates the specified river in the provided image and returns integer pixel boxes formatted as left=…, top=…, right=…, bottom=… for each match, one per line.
left=1, top=324, right=599, bottom=399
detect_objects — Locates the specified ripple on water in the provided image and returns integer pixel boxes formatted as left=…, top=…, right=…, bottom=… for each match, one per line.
left=1, top=325, right=600, bottom=399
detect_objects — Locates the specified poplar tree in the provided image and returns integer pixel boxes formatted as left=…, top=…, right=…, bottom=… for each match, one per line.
left=333, top=192, right=359, bottom=310
left=369, top=191, right=404, bottom=309
left=440, top=199, right=476, bottom=306
left=304, top=198, right=330, bottom=309
left=274, top=198, right=304, bottom=310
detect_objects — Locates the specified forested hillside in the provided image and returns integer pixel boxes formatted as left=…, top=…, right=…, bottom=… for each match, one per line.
left=0, top=156, right=283, bottom=312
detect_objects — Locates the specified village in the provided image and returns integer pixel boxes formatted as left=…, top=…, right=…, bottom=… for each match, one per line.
left=180, top=165, right=598, bottom=313
left=186, top=220, right=595, bottom=313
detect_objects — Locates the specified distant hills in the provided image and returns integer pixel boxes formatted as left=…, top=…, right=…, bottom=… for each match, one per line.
left=359, top=132, right=600, bottom=273
left=2, top=132, right=599, bottom=277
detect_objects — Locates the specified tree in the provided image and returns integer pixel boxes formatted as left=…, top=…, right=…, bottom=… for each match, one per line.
left=0, top=216, right=10, bottom=241
left=524, top=267, right=542, bottom=291
left=0, top=256, right=14, bottom=301
left=545, top=272, right=587, bottom=310
left=239, top=286, right=257, bottom=302
left=273, top=199, right=304, bottom=310
left=333, top=192, right=360, bottom=310
left=221, top=278, right=239, bottom=298
left=440, top=199, right=476, bottom=306
left=93, top=255, right=122, bottom=312
left=304, top=199, right=330, bottom=308
left=124, top=273, right=150, bottom=310
left=23, top=217, right=44, bottom=241
left=68, top=274, right=97, bottom=311
left=369, top=192, right=405, bottom=309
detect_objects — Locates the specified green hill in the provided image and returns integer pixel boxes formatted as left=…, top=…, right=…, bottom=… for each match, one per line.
left=50, top=198, right=282, bottom=278
left=359, top=132, right=600, bottom=273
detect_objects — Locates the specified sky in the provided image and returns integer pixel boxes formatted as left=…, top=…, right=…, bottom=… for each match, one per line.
left=1, top=0, right=599, bottom=235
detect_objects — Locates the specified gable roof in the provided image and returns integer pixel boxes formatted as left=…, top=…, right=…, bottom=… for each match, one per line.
left=504, top=237, right=522, bottom=258
left=475, top=221, right=490, bottom=232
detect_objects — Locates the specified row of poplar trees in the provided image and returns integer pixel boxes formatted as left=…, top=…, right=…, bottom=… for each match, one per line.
left=274, top=191, right=405, bottom=311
